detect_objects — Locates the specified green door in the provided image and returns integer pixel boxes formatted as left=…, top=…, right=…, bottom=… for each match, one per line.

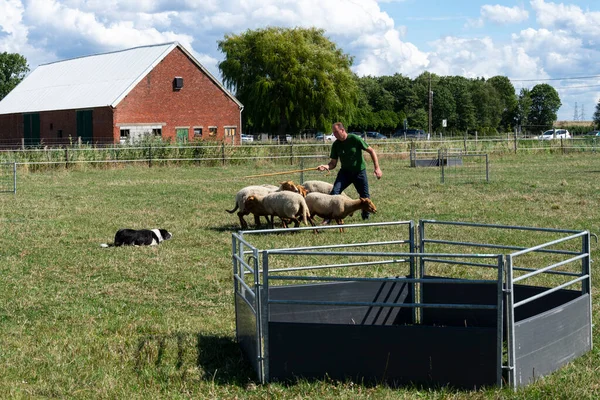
left=176, top=128, right=188, bottom=143
left=23, top=113, right=40, bottom=145
left=76, top=110, right=93, bottom=143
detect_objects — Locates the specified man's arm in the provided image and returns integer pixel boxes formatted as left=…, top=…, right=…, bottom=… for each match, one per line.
left=317, top=158, right=337, bottom=172
left=365, top=147, right=382, bottom=179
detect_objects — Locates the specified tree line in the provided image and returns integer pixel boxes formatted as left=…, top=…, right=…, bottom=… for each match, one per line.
left=218, top=27, right=566, bottom=137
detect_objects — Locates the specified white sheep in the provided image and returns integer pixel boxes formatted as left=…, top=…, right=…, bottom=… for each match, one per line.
left=226, top=185, right=278, bottom=229
left=301, top=180, right=335, bottom=194
left=305, top=192, right=377, bottom=232
left=245, top=191, right=313, bottom=229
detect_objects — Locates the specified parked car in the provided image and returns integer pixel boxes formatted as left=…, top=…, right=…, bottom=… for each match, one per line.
left=241, top=134, right=254, bottom=143
left=365, top=131, right=388, bottom=140
left=315, top=132, right=324, bottom=141
left=584, top=130, right=600, bottom=137
left=393, top=129, right=429, bottom=139
left=272, top=134, right=293, bottom=143
left=348, top=131, right=365, bottom=138
left=539, top=129, right=571, bottom=140
left=324, top=133, right=336, bottom=142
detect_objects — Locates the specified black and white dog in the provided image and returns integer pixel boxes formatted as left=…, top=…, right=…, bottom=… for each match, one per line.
left=101, top=228, right=172, bottom=248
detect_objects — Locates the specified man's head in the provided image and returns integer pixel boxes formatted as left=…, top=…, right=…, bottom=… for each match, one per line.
left=332, top=122, right=348, bottom=141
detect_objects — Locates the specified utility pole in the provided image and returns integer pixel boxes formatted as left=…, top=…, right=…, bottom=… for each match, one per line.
left=573, top=102, right=579, bottom=121
left=581, top=104, right=585, bottom=121
left=428, top=74, right=433, bottom=136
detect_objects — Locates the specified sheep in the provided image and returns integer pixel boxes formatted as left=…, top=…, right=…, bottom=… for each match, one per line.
left=226, top=185, right=278, bottom=229
left=305, top=192, right=377, bottom=232
left=301, top=180, right=335, bottom=195
left=244, top=191, right=313, bottom=229
left=278, top=180, right=307, bottom=197
left=280, top=180, right=348, bottom=198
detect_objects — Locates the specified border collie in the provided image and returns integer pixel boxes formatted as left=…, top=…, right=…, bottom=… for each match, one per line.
left=101, top=228, right=172, bottom=247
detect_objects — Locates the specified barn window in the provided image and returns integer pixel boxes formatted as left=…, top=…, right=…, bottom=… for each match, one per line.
left=209, top=126, right=217, bottom=137
left=57, top=130, right=63, bottom=138
left=224, top=127, right=236, bottom=137
left=152, top=128, right=162, bottom=136
left=194, top=127, right=203, bottom=138
left=120, top=129, right=130, bottom=139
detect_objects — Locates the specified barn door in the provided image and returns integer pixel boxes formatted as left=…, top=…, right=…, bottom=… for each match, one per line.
left=23, top=113, right=40, bottom=146
left=176, top=128, right=189, bottom=143
left=76, top=110, right=93, bottom=143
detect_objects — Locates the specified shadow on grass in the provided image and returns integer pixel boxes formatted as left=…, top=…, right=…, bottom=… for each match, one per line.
left=134, top=332, right=256, bottom=386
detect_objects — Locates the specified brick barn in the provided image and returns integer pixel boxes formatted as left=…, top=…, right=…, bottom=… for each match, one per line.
left=0, top=42, right=243, bottom=146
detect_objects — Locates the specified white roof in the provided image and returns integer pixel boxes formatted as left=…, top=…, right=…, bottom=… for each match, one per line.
left=0, top=42, right=241, bottom=115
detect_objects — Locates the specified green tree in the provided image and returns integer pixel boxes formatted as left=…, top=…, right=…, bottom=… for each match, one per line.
left=218, top=27, right=358, bottom=135
left=431, top=84, right=455, bottom=132
left=471, top=78, right=502, bottom=135
left=488, top=76, right=518, bottom=131
left=516, top=88, right=532, bottom=134
left=0, top=52, right=29, bottom=100
left=528, top=83, right=562, bottom=132
left=593, top=99, right=600, bottom=129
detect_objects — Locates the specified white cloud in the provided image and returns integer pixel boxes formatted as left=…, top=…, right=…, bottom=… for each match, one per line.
left=481, top=4, right=529, bottom=24
left=531, top=0, right=600, bottom=43
left=428, top=36, right=547, bottom=81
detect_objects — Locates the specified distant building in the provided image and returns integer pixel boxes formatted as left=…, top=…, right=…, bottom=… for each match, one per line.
left=0, top=42, right=243, bottom=146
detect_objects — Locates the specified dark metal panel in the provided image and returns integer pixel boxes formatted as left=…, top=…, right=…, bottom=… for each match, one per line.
left=513, top=284, right=580, bottom=322
left=514, top=294, right=592, bottom=387
left=421, top=276, right=498, bottom=328
left=268, top=279, right=412, bottom=325
left=268, top=322, right=498, bottom=389
left=235, top=294, right=259, bottom=377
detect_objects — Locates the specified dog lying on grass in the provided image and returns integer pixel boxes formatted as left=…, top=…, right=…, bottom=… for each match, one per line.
left=100, top=228, right=172, bottom=247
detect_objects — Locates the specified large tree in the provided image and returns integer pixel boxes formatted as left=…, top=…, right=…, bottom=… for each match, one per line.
left=528, top=83, right=562, bottom=132
left=593, top=99, right=600, bottom=129
left=218, top=27, right=358, bottom=135
left=516, top=88, right=532, bottom=134
left=488, top=76, right=518, bottom=131
left=0, top=52, right=29, bottom=100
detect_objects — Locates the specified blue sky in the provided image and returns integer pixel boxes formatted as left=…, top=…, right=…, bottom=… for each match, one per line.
left=1, top=0, right=599, bottom=121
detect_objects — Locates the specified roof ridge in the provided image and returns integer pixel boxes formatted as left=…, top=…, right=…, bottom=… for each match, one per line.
left=39, top=42, right=179, bottom=67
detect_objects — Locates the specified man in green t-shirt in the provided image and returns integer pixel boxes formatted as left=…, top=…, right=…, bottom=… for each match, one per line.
left=317, top=122, right=382, bottom=220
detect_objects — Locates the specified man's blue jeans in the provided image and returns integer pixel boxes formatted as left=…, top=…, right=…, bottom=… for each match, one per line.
left=331, top=169, right=371, bottom=220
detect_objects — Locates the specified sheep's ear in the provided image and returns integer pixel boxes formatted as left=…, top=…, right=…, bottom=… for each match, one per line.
left=247, top=196, right=255, bottom=201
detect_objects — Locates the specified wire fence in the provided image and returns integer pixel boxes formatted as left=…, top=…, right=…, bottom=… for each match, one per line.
left=0, top=136, right=599, bottom=172
left=0, top=162, right=17, bottom=193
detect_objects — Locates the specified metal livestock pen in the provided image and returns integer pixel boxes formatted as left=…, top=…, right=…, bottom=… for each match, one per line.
left=232, top=220, right=592, bottom=390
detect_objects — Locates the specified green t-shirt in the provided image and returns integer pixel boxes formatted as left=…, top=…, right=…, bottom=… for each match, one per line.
left=330, top=134, right=369, bottom=173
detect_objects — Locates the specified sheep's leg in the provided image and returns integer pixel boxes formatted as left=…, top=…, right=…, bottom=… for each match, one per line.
left=336, top=219, right=344, bottom=233
left=237, top=212, right=249, bottom=230
left=253, top=214, right=261, bottom=226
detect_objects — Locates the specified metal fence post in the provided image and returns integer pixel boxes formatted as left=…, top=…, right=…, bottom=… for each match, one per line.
left=222, top=142, right=226, bottom=166
left=65, top=147, right=69, bottom=169
left=290, top=142, right=294, bottom=165
left=148, top=144, right=152, bottom=168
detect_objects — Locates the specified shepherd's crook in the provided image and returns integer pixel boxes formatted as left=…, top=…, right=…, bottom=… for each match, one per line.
left=244, top=167, right=328, bottom=178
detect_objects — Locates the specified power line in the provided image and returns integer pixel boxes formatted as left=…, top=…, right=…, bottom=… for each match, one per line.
left=510, top=74, right=600, bottom=82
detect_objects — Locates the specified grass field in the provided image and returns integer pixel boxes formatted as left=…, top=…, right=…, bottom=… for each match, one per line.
left=1, top=152, right=599, bottom=399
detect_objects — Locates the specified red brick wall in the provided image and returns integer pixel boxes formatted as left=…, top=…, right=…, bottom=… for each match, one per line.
left=114, top=46, right=242, bottom=144
left=0, top=107, right=114, bottom=147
